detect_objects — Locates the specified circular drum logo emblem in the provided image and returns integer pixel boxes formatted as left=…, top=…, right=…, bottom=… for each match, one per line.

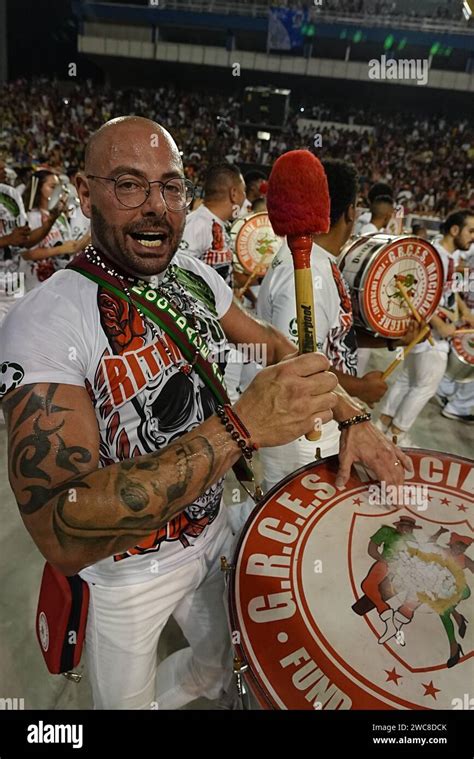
left=235, top=212, right=283, bottom=275
left=363, top=237, right=444, bottom=338
left=452, top=332, right=474, bottom=367
left=230, top=451, right=473, bottom=709
left=38, top=612, right=49, bottom=653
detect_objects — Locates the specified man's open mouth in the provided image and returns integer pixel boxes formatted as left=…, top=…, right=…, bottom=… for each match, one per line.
left=129, top=231, right=168, bottom=248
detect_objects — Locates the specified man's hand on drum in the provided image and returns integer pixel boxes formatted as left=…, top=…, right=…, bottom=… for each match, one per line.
left=336, top=420, right=411, bottom=491
left=398, top=318, right=430, bottom=346
left=234, top=353, right=339, bottom=447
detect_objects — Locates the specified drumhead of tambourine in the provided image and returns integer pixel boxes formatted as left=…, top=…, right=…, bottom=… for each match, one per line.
left=229, top=450, right=473, bottom=710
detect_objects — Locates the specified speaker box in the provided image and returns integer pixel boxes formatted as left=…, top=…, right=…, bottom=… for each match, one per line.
left=242, top=87, right=291, bottom=127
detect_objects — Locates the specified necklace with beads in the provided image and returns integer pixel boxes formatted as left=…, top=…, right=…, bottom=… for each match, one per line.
left=84, top=244, right=205, bottom=376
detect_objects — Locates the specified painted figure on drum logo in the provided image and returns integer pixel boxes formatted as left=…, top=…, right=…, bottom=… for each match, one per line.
left=357, top=516, right=423, bottom=646
left=354, top=518, right=473, bottom=667
left=387, top=272, right=418, bottom=307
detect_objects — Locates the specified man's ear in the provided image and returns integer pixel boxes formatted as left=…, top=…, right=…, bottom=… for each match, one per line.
left=76, top=173, right=91, bottom=219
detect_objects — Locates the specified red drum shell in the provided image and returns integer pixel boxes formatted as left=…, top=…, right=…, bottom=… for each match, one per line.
left=339, top=234, right=444, bottom=338
left=229, top=450, right=473, bottom=710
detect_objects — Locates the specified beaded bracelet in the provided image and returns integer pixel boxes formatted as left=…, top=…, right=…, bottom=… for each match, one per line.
left=216, top=404, right=257, bottom=460
left=338, top=412, right=372, bottom=431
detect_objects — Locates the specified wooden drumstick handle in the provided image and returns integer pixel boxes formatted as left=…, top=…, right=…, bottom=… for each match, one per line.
left=395, top=280, right=435, bottom=347
left=382, top=324, right=430, bottom=380
left=237, top=267, right=261, bottom=300
left=454, top=328, right=474, bottom=335
left=287, top=233, right=321, bottom=441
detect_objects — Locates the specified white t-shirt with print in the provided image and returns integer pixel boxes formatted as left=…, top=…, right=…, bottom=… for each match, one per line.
left=359, top=222, right=379, bottom=236
left=179, top=204, right=233, bottom=287
left=19, top=210, right=73, bottom=292
left=68, top=204, right=90, bottom=241
left=0, top=253, right=233, bottom=585
left=0, top=184, right=28, bottom=323
left=0, top=183, right=28, bottom=274
left=256, top=240, right=357, bottom=485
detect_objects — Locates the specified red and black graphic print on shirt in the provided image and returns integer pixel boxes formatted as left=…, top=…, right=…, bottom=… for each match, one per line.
left=326, top=261, right=358, bottom=376
left=86, top=273, right=228, bottom=561
left=203, top=220, right=233, bottom=286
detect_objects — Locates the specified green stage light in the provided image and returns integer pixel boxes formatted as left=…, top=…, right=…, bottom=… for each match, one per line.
left=384, top=34, right=394, bottom=50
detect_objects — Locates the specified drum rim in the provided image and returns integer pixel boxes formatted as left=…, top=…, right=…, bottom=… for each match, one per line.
left=228, top=448, right=473, bottom=709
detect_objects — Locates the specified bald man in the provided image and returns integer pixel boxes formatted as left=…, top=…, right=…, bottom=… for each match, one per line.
left=0, top=117, right=408, bottom=710
left=0, top=117, right=341, bottom=710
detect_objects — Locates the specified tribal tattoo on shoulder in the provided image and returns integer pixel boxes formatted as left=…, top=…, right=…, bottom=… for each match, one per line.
left=4, top=384, right=93, bottom=516
left=4, top=383, right=219, bottom=561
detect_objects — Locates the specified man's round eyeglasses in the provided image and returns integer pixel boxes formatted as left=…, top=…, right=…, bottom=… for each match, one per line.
left=86, top=173, right=195, bottom=210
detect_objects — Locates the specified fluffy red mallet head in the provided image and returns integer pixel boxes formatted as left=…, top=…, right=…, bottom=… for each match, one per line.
left=267, top=150, right=330, bottom=237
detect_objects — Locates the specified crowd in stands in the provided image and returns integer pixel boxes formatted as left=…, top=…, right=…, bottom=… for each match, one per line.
left=1, top=78, right=472, bottom=216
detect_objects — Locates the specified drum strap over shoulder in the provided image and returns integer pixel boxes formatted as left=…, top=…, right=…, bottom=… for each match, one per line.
left=68, top=250, right=254, bottom=483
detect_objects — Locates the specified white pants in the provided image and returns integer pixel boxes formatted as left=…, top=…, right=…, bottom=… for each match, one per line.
left=260, top=421, right=341, bottom=494
left=84, top=519, right=234, bottom=710
left=357, top=347, right=372, bottom=375
left=438, top=375, right=474, bottom=416
left=378, top=349, right=448, bottom=432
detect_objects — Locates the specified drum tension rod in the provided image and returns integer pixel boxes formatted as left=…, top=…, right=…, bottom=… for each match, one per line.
left=233, top=657, right=249, bottom=708
left=220, top=556, right=234, bottom=573
left=62, top=672, right=82, bottom=683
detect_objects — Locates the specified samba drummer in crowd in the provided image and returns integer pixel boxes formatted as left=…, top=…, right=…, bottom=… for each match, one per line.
left=19, top=169, right=87, bottom=293
left=358, top=194, right=395, bottom=237
left=256, top=159, right=419, bottom=493
left=436, top=240, right=474, bottom=424
left=353, top=181, right=394, bottom=237
left=178, top=163, right=248, bottom=288
left=0, top=117, right=410, bottom=710
left=0, top=160, right=74, bottom=324
left=378, top=210, right=474, bottom=443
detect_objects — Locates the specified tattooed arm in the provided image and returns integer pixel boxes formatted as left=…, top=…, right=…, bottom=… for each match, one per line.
left=3, top=383, right=242, bottom=576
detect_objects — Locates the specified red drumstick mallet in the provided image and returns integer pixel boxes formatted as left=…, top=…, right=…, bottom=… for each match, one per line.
left=267, top=150, right=331, bottom=441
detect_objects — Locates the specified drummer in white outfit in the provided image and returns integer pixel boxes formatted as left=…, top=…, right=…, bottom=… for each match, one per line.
left=379, top=211, right=474, bottom=442
left=437, top=243, right=474, bottom=423
left=354, top=182, right=393, bottom=237
left=257, top=160, right=403, bottom=492
left=359, top=196, right=394, bottom=237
